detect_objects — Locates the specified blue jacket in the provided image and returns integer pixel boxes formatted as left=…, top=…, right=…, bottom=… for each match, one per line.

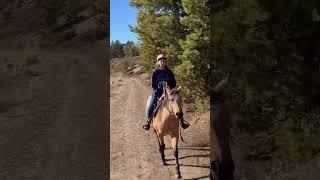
left=152, top=66, right=176, bottom=98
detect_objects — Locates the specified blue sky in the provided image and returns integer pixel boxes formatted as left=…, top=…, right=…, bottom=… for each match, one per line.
left=110, top=0, right=139, bottom=44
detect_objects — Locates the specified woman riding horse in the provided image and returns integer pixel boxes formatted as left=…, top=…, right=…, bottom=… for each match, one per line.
left=149, top=85, right=185, bottom=178
left=143, top=54, right=189, bottom=130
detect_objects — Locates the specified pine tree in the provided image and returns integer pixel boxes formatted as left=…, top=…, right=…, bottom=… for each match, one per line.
left=111, top=40, right=125, bottom=58
left=124, top=41, right=140, bottom=58
left=174, top=0, right=210, bottom=102
left=130, top=0, right=187, bottom=71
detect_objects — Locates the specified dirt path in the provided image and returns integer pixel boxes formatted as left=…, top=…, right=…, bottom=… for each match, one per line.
left=0, top=50, right=106, bottom=179
left=110, top=72, right=210, bottom=180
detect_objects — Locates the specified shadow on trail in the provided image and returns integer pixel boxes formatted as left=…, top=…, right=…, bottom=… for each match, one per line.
left=163, top=163, right=210, bottom=169
left=179, top=146, right=210, bottom=151
left=183, top=175, right=210, bottom=180
left=164, top=147, right=210, bottom=179
left=181, top=164, right=210, bottom=169
left=165, top=153, right=210, bottom=161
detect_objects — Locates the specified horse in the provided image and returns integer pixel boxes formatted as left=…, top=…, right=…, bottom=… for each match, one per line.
left=146, top=85, right=184, bottom=179
left=209, top=74, right=235, bottom=180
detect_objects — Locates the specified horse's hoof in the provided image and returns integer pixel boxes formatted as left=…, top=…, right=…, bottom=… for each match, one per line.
left=175, top=173, right=181, bottom=179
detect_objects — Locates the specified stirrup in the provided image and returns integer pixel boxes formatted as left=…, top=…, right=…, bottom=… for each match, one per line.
left=143, top=122, right=150, bottom=130
left=143, top=118, right=152, bottom=130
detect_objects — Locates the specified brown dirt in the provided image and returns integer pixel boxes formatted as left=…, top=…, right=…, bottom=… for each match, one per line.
left=110, top=70, right=210, bottom=180
left=0, top=49, right=106, bottom=179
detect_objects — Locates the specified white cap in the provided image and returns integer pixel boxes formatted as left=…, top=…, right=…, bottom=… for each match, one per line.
left=156, top=54, right=167, bottom=61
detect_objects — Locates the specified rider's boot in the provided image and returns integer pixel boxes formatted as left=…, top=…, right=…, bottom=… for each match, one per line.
left=143, top=117, right=152, bottom=130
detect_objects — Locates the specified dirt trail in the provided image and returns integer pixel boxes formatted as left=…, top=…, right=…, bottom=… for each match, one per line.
left=110, top=72, right=210, bottom=180
left=0, top=50, right=106, bottom=179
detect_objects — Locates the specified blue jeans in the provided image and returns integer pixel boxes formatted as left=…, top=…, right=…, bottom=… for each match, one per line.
left=147, top=95, right=157, bottom=119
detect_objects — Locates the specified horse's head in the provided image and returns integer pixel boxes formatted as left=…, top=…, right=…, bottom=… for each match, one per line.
left=164, top=86, right=183, bottom=119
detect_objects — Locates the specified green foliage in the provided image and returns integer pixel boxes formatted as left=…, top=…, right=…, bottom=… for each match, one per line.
left=122, top=57, right=130, bottom=72
left=210, top=0, right=320, bottom=162
left=130, top=0, right=186, bottom=69
left=131, top=0, right=209, bottom=102
left=124, top=41, right=140, bottom=57
left=275, top=117, right=320, bottom=163
left=175, top=0, right=210, bottom=101
left=111, top=40, right=139, bottom=59
left=195, top=98, right=210, bottom=113
left=111, top=40, right=125, bottom=58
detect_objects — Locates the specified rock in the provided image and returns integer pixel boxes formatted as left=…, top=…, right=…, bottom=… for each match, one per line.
left=132, top=67, right=141, bottom=74
left=127, top=65, right=134, bottom=72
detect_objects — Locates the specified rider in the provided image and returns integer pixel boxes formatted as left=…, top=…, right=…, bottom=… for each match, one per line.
left=143, top=54, right=189, bottom=130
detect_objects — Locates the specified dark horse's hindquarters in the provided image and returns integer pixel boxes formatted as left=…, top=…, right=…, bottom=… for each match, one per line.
left=210, top=96, right=235, bottom=180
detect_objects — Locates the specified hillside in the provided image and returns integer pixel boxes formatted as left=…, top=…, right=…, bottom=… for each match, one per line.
left=0, top=0, right=106, bottom=49
left=0, top=0, right=108, bottom=179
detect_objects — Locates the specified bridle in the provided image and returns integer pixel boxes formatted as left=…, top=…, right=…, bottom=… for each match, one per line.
left=163, top=85, right=181, bottom=116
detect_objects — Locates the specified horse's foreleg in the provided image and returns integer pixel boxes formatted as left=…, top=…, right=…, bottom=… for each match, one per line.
left=158, top=134, right=166, bottom=166
left=172, top=136, right=181, bottom=179
left=154, top=129, right=161, bottom=147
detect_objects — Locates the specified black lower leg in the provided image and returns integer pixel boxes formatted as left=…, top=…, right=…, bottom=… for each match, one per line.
left=159, top=144, right=166, bottom=165
left=174, top=149, right=181, bottom=178
left=219, top=159, right=235, bottom=180
left=210, top=161, right=220, bottom=180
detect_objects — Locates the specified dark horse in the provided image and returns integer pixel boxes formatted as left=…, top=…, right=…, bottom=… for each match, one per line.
left=209, top=74, right=235, bottom=180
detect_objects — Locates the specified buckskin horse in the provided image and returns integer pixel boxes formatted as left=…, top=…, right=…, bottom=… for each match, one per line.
left=146, top=85, right=184, bottom=179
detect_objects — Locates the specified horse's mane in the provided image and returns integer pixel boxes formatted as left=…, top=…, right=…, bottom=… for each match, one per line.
left=153, top=87, right=182, bottom=117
